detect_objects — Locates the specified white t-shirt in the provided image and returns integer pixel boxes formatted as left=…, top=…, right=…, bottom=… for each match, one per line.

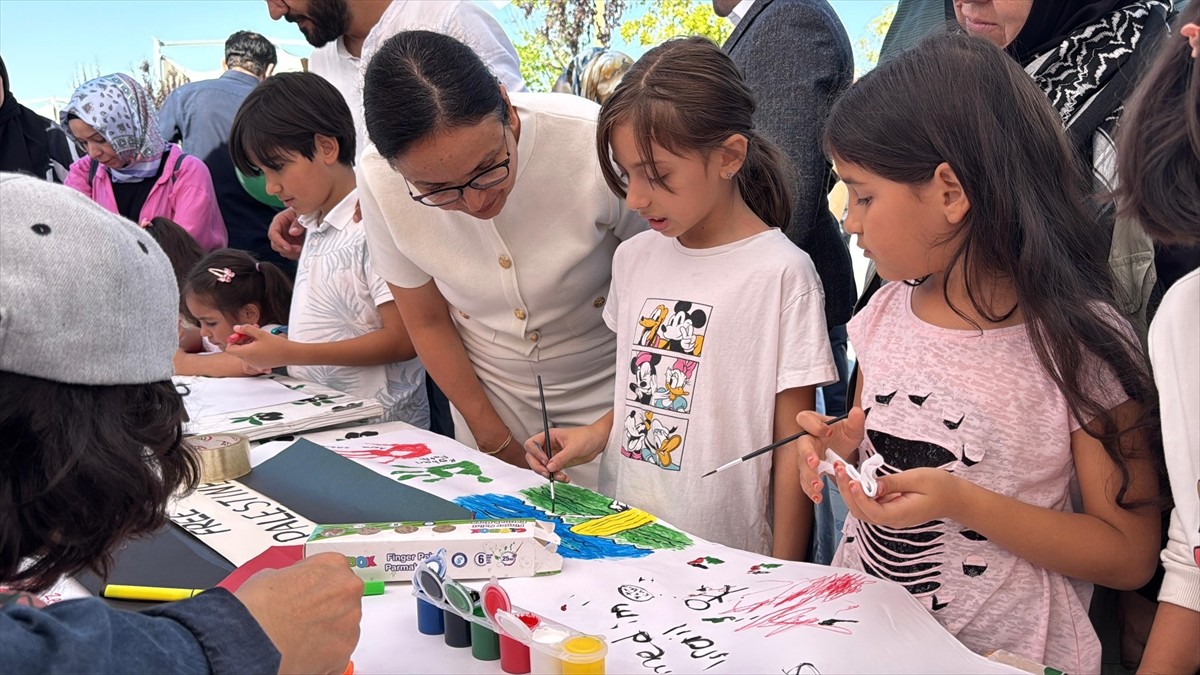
left=288, top=189, right=430, bottom=428
left=309, top=0, right=525, bottom=158
left=1150, top=268, right=1200, bottom=613
left=599, top=229, right=836, bottom=555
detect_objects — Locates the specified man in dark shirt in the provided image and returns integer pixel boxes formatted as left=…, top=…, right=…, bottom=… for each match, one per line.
left=159, top=31, right=293, bottom=273
left=715, top=0, right=857, bottom=564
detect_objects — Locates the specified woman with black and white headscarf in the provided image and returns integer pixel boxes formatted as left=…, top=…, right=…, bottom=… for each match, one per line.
left=953, top=0, right=1176, bottom=328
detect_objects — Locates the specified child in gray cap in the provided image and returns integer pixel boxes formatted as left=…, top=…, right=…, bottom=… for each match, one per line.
left=0, top=173, right=362, bottom=674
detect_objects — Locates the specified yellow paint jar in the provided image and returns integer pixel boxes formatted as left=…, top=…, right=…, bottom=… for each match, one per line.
left=560, top=635, right=607, bottom=675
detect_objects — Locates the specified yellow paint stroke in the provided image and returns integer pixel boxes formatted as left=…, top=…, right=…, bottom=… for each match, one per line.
left=570, top=509, right=656, bottom=537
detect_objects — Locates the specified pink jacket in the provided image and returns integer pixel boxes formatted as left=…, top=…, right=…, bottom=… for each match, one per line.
left=65, top=144, right=228, bottom=251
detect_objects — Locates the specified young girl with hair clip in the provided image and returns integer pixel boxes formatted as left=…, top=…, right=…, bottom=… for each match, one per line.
left=139, top=217, right=205, bottom=352
left=525, top=36, right=837, bottom=558
left=793, top=33, right=1163, bottom=673
left=1116, top=5, right=1200, bottom=672
left=176, top=248, right=293, bottom=377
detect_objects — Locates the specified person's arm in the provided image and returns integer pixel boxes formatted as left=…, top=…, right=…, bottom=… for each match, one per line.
left=167, top=159, right=227, bottom=251
left=525, top=409, right=615, bottom=482
left=390, top=280, right=526, bottom=467
left=1139, top=601, right=1200, bottom=674
left=837, top=399, right=1162, bottom=590
left=63, top=156, right=93, bottom=198
left=1, top=589, right=279, bottom=673
left=1139, top=488, right=1200, bottom=673
left=174, top=349, right=262, bottom=377
left=267, top=208, right=306, bottom=260
left=228, top=301, right=416, bottom=370
left=443, top=1, right=526, bottom=92
left=795, top=374, right=866, bottom=503
left=2, top=552, right=359, bottom=675
left=772, top=385, right=816, bottom=561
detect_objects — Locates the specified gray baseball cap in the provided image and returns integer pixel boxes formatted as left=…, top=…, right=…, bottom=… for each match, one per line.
left=0, top=173, right=178, bottom=385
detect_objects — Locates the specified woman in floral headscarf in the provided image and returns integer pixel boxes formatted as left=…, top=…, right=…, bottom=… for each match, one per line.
left=62, top=73, right=226, bottom=251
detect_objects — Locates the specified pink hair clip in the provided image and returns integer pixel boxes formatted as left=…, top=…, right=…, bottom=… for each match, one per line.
left=138, top=219, right=153, bottom=229
left=1181, top=23, right=1200, bottom=59
left=208, top=267, right=235, bottom=283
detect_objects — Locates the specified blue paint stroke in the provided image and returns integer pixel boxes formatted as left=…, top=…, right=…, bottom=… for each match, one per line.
left=455, top=493, right=652, bottom=561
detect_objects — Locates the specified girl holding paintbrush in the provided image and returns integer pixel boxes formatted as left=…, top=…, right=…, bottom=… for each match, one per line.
left=525, top=37, right=837, bottom=558
left=793, top=34, right=1163, bottom=673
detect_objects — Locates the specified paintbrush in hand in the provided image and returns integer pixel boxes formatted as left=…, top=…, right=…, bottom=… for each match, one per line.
left=702, top=412, right=851, bottom=478
left=537, top=375, right=555, bottom=513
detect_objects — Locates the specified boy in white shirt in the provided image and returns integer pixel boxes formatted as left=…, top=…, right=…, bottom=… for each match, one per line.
left=226, top=71, right=429, bottom=428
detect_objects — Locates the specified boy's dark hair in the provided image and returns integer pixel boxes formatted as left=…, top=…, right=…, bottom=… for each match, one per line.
left=184, top=248, right=292, bottom=326
left=1116, top=2, right=1200, bottom=247
left=0, top=373, right=198, bottom=592
left=229, top=71, right=355, bottom=176
left=823, top=32, right=1161, bottom=508
left=595, top=36, right=793, bottom=230
left=363, top=30, right=508, bottom=162
left=225, top=31, right=278, bottom=78
left=143, top=217, right=203, bottom=314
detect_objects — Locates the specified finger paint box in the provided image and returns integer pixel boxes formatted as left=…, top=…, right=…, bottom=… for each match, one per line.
left=303, top=519, right=562, bottom=582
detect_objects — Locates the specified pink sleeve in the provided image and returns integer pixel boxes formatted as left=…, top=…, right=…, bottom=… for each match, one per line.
left=64, top=158, right=94, bottom=198
left=169, top=156, right=227, bottom=252
left=1068, top=304, right=1139, bottom=431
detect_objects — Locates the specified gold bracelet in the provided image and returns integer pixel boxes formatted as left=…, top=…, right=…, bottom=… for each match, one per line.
left=481, top=433, right=512, bottom=456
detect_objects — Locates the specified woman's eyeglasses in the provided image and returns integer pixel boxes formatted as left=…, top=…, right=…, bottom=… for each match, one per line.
left=406, top=125, right=511, bottom=207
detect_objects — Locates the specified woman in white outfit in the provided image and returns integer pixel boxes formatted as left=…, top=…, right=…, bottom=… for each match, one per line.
left=356, top=30, right=644, bottom=489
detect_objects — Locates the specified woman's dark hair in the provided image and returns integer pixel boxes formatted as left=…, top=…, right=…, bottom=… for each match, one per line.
left=595, top=36, right=792, bottom=230
left=142, top=217, right=203, bottom=314
left=0, top=373, right=198, bottom=592
left=183, top=248, right=292, bottom=326
left=362, top=30, right=508, bottom=161
left=1116, top=2, right=1200, bottom=247
left=230, top=71, right=356, bottom=175
left=824, top=32, right=1161, bottom=507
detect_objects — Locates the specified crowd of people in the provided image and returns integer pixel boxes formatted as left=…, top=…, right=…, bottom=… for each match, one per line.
left=1, top=0, right=1197, bottom=673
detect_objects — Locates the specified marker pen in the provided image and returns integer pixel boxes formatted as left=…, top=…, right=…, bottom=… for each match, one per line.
left=101, top=585, right=204, bottom=602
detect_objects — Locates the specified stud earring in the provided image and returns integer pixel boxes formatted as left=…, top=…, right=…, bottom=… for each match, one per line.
left=722, top=172, right=733, bottom=180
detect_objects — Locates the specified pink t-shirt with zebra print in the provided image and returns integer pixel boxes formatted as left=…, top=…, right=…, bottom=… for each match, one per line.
left=834, top=281, right=1128, bottom=674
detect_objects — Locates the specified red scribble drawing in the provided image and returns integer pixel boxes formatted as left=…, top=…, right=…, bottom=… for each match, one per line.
left=724, top=573, right=872, bottom=637
left=335, top=443, right=432, bottom=465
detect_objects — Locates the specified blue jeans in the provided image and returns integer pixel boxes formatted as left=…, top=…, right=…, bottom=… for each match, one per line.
left=816, top=323, right=850, bottom=418
left=810, top=323, right=851, bottom=564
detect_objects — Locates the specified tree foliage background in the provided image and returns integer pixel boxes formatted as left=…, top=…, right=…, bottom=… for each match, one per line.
left=511, top=0, right=730, bottom=92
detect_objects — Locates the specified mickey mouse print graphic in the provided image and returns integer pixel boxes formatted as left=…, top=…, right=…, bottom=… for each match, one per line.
left=629, top=352, right=661, bottom=405
left=620, top=409, right=685, bottom=470
left=636, top=300, right=709, bottom=356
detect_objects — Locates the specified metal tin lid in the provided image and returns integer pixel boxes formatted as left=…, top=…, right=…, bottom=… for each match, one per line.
left=185, top=434, right=251, bottom=483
